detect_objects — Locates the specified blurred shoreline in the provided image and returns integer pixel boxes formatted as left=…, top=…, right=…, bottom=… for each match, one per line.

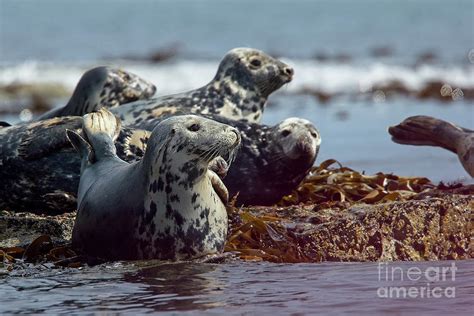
left=1, top=57, right=473, bottom=115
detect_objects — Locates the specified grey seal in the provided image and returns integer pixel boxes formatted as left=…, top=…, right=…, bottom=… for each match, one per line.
left=0, top=116, right=149, bottom=212
left=0, top=113, right=319, bottom=211
left=37, top=66, right=156, bottom=120
left=110, top=47, right=293, bottom=125
left=67, top=109, right=241, bottom=260
left=389, top=115, right=474, bottom=177
left=122, top=113, right=321, bottom=205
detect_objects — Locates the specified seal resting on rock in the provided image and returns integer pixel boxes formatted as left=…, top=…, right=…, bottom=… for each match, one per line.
left=67, top=109, right=241, bottom=260
left=0, top=116, right=149, bottom=212
left=0, top=113, right=319, bottom=211
left=389, top=115, right=474, bottom=177
left=111, top=47, right=293, bottom=125
left=224, top=117, right=321, bottom=205
left=127, top=113, right=321, bottom=205
left=37, top=66, right=156, bottom=120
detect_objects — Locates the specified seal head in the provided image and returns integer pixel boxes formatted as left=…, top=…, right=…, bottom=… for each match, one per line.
left=69, top=109, right=241, bottom=260
left=37, top=66, right=156, bottom=120
left=225, top=117, right=321, bottom=205
left=210, top=47, right=294, bottom=121
left=112, top=48, right=293, bottom=125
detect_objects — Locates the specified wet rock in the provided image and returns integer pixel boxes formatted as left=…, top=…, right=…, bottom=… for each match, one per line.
left=298, top=87, right=333, bottom=103
left=0, top=210, right=75, bottom=248
left=312, top=52, right=351, bottom=63
left=415, top=51, right=437, bottom=66
left=117, top=44, right=180, bottom=64
left=416, top=81, right=452, bottom=101
left=227, top=192, right=473, bottom=262
left=370, top=46, right=394, bottom=58
left=371, top=80, right=411, bottom=98
left=0, top=83, right=69, bottom=114
left=1, top=192, right=472, bottom=263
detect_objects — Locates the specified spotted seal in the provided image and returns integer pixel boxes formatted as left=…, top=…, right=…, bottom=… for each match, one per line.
left=118, top=113, right=321, bottom=206
left=67, top=109, right=241, bottom=260
left=110, top=47, right=293, bottom=125
left=224, top=117, right=321, bottom=205
left=37, top=66, right=156, bottom=120
left=0, top=113, right=319, bottom=211
left=389, top=116, right=474, bottom=177
left=0, top=116, right=149, bottom=212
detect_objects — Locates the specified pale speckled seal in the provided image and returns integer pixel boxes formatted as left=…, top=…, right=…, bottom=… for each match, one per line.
left=67, top=109, right=241, bottom=260
left=0, top=113, right=319, bottom=211
left=123, top=113, right=321, bottom=206
left=110, top=47, right=293, bottom=125
left=37, top=66, right=156, bottom=120
left=389, top=115, right=474, bottom=177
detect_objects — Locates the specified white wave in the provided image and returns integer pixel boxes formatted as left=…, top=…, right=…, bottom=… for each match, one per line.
left=0, top=60, right=473, bottom=96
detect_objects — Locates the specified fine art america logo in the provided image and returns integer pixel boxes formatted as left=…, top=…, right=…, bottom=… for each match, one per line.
left=377, top=262, right=457, bottom=299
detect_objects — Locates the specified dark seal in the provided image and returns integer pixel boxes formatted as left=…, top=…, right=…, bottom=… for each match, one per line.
left=68, top=109, right=241, bottom=260
left=0, top=116, right=149, bottom=212
left=0, top=113, right=319, bottom=211
left=37, top=66, right=156, bottom=120
left=111, top=47, right=293, bottom=125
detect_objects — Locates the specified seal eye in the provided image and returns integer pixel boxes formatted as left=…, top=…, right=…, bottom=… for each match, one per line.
left=250, top=58, right=262, bottom=68
left=310, top=131, right=318, bottom=138
left=188, top=123, right=200, bottom=132
left=281, top=130, right=291, bottom=137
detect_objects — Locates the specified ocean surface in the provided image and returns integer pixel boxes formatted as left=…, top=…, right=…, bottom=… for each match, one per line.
left=1, top=260, right=473, bottom=315
left=0, top=0, right=473, bottom=314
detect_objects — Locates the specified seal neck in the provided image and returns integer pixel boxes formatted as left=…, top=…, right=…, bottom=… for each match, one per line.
left=142, top=139, right=208, bottom=191
left=206, top=76, right=266, bottom=122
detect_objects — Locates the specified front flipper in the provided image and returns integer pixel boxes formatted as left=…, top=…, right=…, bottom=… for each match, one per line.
left=209, top=156, right=229, bottom=179
left=209, top=170, right=229, bottom=204
left=66, top=129, right=94, bottom=164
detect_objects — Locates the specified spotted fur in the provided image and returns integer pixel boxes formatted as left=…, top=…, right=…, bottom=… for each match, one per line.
left=37, top=66, right=156, bottom=120
left=111, top=48, right=293, bottom=125
left=133, top=114, right=321, bottom=205
left=69, top=110, right=240, bottom=260
left=0, top=112, right=319, bottom=211
left=0, top=116, right=149, bottom=212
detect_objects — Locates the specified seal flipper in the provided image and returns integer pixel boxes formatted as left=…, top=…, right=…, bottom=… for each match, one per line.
left=80, top=108, right=121, bottom=161
left=209, top=170, right=229, bottom=204
left=209, top=156, right=229, bottom=179
left=388, top=116, right=462, bottom=153
left=66, top=129, right=95, bottom=164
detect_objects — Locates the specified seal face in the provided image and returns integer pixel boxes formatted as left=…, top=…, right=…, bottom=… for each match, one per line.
left=37, top=66, right=156, bottom=120
left=120, top=113, right=321, bottom=206
left=223, top=117, right=321, bottom=205
left=112, top=47, right=293, bottom=125
left=69, top=110, right=240, bottom=260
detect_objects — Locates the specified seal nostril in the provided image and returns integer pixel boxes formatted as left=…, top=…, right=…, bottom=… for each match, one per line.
left=284, top=67, right=294, bottom=77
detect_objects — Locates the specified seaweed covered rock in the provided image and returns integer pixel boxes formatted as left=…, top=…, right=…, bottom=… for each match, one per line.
left=226, top=194, right=472, bottom=262
left=1, top=160, right=472, bottom=265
